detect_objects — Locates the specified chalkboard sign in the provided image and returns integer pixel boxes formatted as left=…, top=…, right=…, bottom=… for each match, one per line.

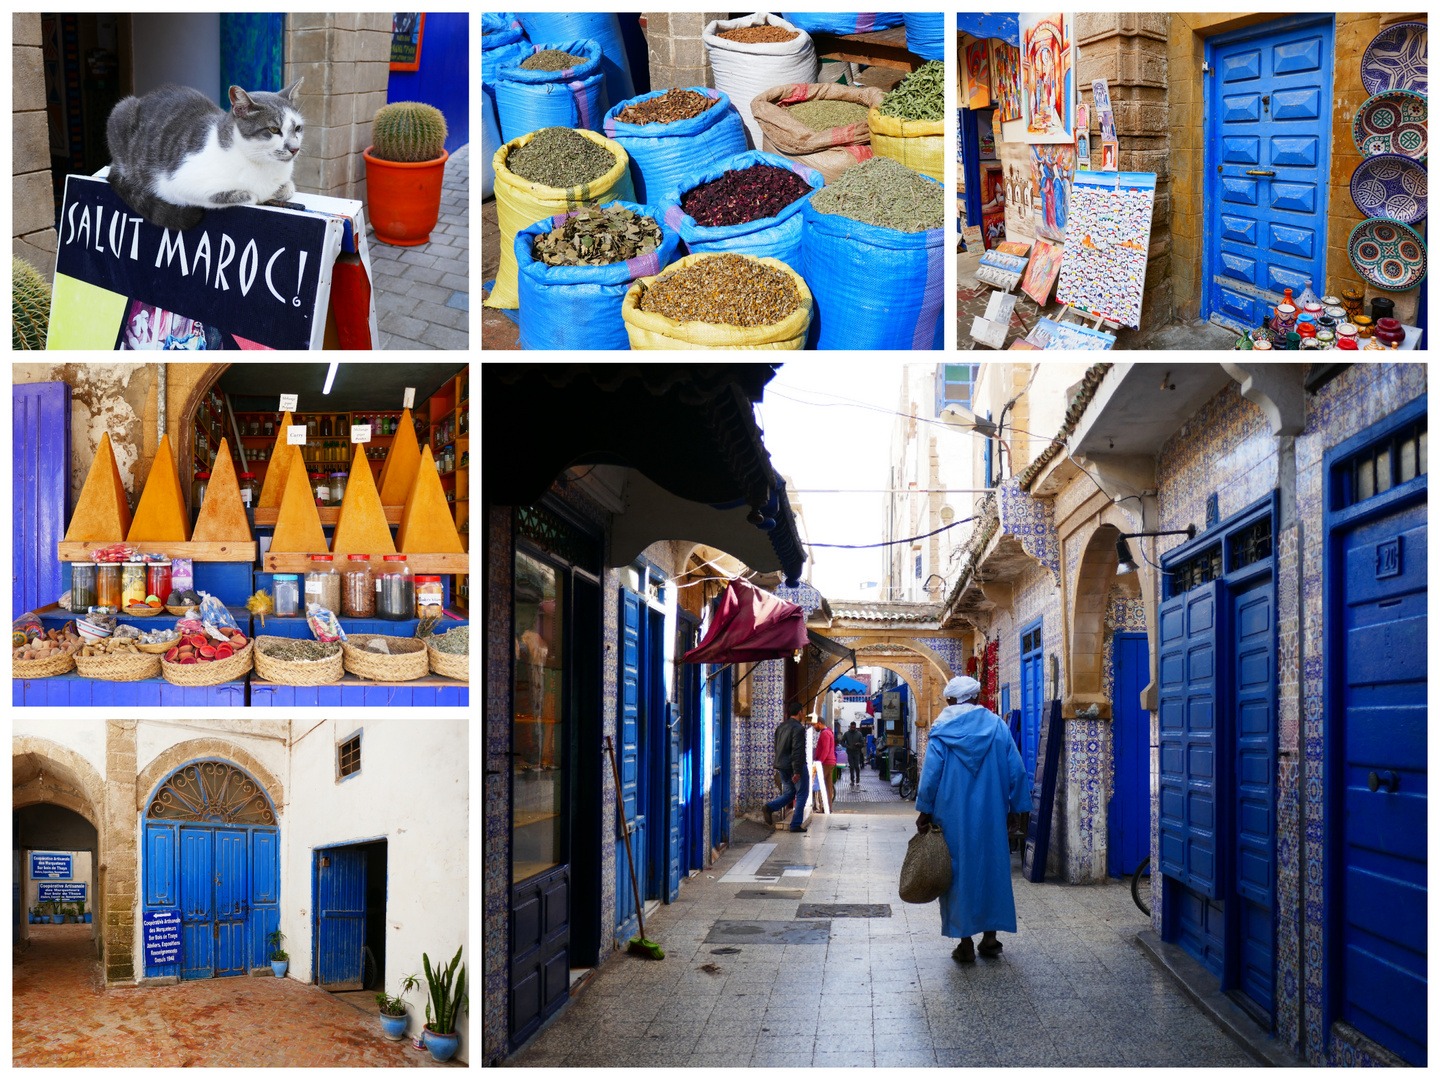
left=390, top=12, right=425, bottom=71
left=39, top=882, right=87, bottom=902
left=1022, top=699, right=1063, bottom=883
left=31, top=852, right=72, bottom=879
left=143, top=910, right=183, bottom=968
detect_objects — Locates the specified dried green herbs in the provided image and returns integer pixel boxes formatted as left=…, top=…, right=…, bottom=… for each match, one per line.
left=639, top=254, right=801, bottom=327
left=809, top=157, right=943, bottom=232
left=716, top=25, right=798, bottom=44
left=520, top=49, right=588, bottom=71
left=617, top=88, right=716, bottom=125
left=260, top=639, right=340, bottom=662
left=430, top=626, right=470, bottom=655
left=535, top=206, right=662, bottom=267
left=507, top=127, right=616, bottom=189
left=785, top=99, right=872, bottom=133
left=878, top=60, right=945, bottom=121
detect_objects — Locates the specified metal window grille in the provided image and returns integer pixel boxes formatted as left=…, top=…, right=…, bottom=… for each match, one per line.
left=937, top=363, right=979, bottom=413
left=1168, top=545, right=1223, bottom=598
left=1334, top=416, right=1427, bottom=510
left=148, top=761, right=275, bottom=824
left=1228, top=516, right=1272, bottom=572
left=516, top=503, right=601, bottom=573
left=338, top=735, right=361, bottom=778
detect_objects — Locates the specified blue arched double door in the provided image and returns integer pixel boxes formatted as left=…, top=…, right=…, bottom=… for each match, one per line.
left=142, top=760, right=280, bottom=980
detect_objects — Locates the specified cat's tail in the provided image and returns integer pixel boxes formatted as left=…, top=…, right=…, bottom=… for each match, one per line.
left=108, top=169, right=205, bottom=232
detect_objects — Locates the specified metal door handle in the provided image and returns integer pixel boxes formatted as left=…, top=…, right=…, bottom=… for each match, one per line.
left=1246, top=170, right=1275, bottom=177
left=1368, top=770, right=1399, bottom=793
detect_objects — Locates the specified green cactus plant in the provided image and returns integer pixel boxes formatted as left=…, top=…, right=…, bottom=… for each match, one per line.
left=371, top=101, right=449, bottom=163
left=13, top=255, right=51, bottom=350
left=422, top=945, right=467, bottom=1036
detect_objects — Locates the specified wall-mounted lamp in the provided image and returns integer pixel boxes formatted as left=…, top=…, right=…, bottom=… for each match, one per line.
left=1115, top=524, right=1197, bottom=576
left=939, top=404, right=998, bottom=438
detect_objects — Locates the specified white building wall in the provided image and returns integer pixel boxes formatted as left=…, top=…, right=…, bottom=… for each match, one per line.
left=14, top=717, right=107, bottom=782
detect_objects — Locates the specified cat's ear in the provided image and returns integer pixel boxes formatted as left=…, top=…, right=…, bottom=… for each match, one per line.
left=229, top=85, right=259, bottom=118
left=279, top=77, right=304, bottom=101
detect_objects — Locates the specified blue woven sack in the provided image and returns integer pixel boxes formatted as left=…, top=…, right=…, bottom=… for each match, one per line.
left=801, top=183, right=945, bottom=350
left=495, top=39, right=606, bottom=141
left=660, top=151, right=823, bottom=271
left=517, top=12, right=636, bottom=107
left=482, top=16, right=529, bottom=143
left=782, top=12, right=904, bottom=34
left=481, top=94, right=500, bottom=200
left=902, top=13, right=945, bottom=61
left=602, top=87, right=748, bottom=205
left=514, top=200, right=680, bottom=351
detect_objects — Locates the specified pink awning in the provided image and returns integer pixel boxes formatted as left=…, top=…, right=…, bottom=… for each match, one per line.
left=682, top=579, right=809, bottom=664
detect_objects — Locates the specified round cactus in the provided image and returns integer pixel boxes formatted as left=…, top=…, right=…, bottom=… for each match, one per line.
left=371, top=101, right=449, bottom=163
left=13, top=255, right=51, bottom=350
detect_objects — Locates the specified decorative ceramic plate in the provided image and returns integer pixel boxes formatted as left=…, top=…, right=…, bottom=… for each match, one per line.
left=1348, top=217, right=1428, bottom=291
left=1361, top=21, right=1428, bottom=95
left=1350, top=154, right=1428, bottom=223
left=1353, top=89, right=1428, bottom=160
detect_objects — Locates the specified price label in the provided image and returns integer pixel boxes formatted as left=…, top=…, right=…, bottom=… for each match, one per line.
left=403, top=387, right=415, bottom=409
left=351, top=424, right=372, bottom=444
left=279, top=393, right=298, bottom=412
left=287, top=425, right=307, bottom=445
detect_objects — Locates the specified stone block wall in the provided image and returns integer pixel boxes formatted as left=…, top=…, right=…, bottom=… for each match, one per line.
left=641, top=12, right=730, bottom=90
left=104, top=720, right=138, bottom=983
left=13, top=13, right=58, bottom=278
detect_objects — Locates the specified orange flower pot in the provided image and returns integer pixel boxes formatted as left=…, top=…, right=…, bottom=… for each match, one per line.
left=363, top=146, right=450, bottom=247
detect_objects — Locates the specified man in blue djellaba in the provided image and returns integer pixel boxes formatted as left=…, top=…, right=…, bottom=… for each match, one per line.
left=914, top=675, right=1032, bottom=963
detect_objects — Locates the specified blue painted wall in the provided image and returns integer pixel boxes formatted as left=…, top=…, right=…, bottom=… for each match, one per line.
left=220, top=13, right=284, bottom=94
left=386, top=12, right=469, bottom=153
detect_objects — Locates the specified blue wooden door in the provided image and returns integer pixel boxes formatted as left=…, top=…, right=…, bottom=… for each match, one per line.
left=316, top=847, right=366, bottom=989
left=1231, top=580, right=1276, bottom=1017
left=1109, top=633, right=1151, bottom=877
left=214, top=830, right=248, bottom=977
left=1205, top=15, right=1334, bottom=328
left=667, top=706, right=682, bottom=902
left=1020, top=621, right=1044, bottom=782
left=179, top=828, right=214, bottom=980
left=249, top=830, right=280, bottom=970
left=12, top=381, right=70, bottom=615
left=709, top=666, right=731, bottom=849
left=615, top=589, right=643, bottom=938
left=684, top=655, right=704, bottom=875
left=1337, top=498, right=1427, bottom=1065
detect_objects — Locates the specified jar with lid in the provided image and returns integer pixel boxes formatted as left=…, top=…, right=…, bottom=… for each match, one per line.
left=329, top=472, right=348, bottom=506
left=415, top=575, right=444, bottom=618
left=305, top=555, right=341, bottom=614
left=273, top=574, right=301, bottom=617
left=121, top=562, right=148, bottom=609
left=320, top=415, right=333, bottom=437
left=342, top=555, right=375, bottom=617
left=306, top=416, right=317, bottom=437
left=376, top=555, right=414, bottom=620
left=193, top=470, right=211, bottom=508
left=71, top=563, right=97, bottom=611
left=147, top=561, right=172, bottom=604
left=311, top=472, right=328, bottom=506
left=264, top=416, right=275, bottom=438
left=238, top=472, right=257, bottom=508
left=96, top=563, right=122, bottom=609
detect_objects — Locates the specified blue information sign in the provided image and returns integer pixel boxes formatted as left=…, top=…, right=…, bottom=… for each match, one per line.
left=143, top=910, right=183, bottom=968
left=38, top=882, right=87, bottom=903
left=30, top=852, right=73, bottom=879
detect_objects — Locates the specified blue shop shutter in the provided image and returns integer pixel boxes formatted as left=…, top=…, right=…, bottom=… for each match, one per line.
left=1157, top=581, right=1222, bottom=898
left=667, top=706, right=681, bottom=902
left=616, top=589, right=642, bottom=936
left=12, top=381, right=70, bottom=615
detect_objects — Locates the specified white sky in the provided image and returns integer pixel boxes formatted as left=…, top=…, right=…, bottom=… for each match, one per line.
left=754, top=360, right=907, bottom=599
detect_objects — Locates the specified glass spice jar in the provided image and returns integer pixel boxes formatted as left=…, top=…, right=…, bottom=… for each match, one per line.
left=329, top=472, right=348, bottom=506
left=311, top=472, right=328, bottom=506
left=96, top=563, right=122, bottom=609
left=121, top=562, right=148, bottom=609
left=304, top=555, right=341, bottom=614
left=342, top=555, right=375, bottom=618
left=273, top=574, right=300, bottom=617
left=238, top=472, right=257, bottom=508
left=264, top=416, right=275, bottom=438
left=192, top=470, right=211, bottom=508
left=415, top=575, right=444, bottom=618
left=147, top=561, right=172, bottom=604
left=376, top=554, right=414, bottom=620
left=71, top=562, right=97, bottom=611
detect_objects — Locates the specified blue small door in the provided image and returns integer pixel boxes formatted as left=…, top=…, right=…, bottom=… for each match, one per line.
left=1204, top=15, right=1334, bottom=327
left=667, top=707, right=682, bottom=902
left=214, top=830, right=248, bottom=977
left=249, top=830, right=280, bottom=970
left=1020, top=621, right=1044, bottom=782
left=616, top=589, right=644, bottom=938
left=1109, top=633, right=1151, bottom=877
left=316, top=847, right=366, bottom=989
left=12, top=381, right=70, bottom=615
left=180, top=828, right=214, bottom=980
left=709, top=666, right=732, bottom=849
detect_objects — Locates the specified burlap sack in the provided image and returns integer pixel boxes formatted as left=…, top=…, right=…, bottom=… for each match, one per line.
left=761, top=135, right=873, bottom=185
left=750, top=82, right=886, bottom=156
left=898, top=822, right=952, bottom=903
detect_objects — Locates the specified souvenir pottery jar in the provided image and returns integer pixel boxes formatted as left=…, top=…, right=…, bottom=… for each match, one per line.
left=1320, top=293, right=1342, bottom=310
left=1341, top=287, right=1365, bottom=321
left=1375, top=318, right=1405, bottom=347
left=1353, top=315, right=1375, bottom=338
left=1370, top=296, right=1395, bottom=323
left=1302, top=302, right=1324, bottom=321
left=1316, top=329, right=1336, bottom=348
left=1318, top=315, right=1338, bottom=333
left=1323, top=305, right=1347, bottom=322
left=1252, top=339, right=1273, bottom=351
left=1286, top=332, right=1302, bottom=351
left=1337, top=336, right=1359, bottom=349
left=1272, top=303, right=1298, bottom=334
left=1297, top=279, right=1320, bottom=309
left=1337, top=322, right=1358, bottom=345
left=1297, top=319, right=1318, bottom=339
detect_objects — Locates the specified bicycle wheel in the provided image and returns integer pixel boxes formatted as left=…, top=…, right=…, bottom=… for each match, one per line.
left=1130, top=856, right=1151, bottom=917
left=899, top=768, right=914, bottom=800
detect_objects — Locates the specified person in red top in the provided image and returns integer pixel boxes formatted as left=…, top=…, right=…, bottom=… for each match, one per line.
left=809, top=714, right=836, bottom=812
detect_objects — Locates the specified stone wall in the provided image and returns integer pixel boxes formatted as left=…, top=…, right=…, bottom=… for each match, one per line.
left=103, top=720, right=138, bottom=984
left=13, top=13, right=57, bottom=278
left=640, top=12, right=730, bottom=90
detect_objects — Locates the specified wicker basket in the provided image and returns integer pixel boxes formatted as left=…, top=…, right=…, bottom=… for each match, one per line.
left=342, top=634, right=429, bottom=682
left=425, top=633, right=468, bottom=681
left=166, top=604, right=198, bottom=617
left=160, top=640, right=254, bottom=686
left=13, top=647, right=78, bottom=679
left=74, top=649, right=162, bottom=681
left=125, top=604, right=164, bottom=618
left=253, top=636, right=344, bottom=686
left=135, top=637, right=181, bottom=655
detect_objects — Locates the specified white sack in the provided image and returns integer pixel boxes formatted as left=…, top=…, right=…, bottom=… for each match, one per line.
left=703, top=13, right=820, bottom=151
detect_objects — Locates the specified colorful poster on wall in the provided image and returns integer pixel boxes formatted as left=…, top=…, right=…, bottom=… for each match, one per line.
left=1054, top=171, right=1157, bottom=329
left=1002, top=150, right=1035, bottom=241
left=390, top=12, right=425, bottom=71
left=965, top=38, right=992, bottom=109
left=1091, top=79, right=1112, bottom=113
left=1076, top=129, right=1091, bottom=170
left=980, top=162, right=1004, bottom=209
left=982, top=209, right=1007, bottom=250
left=990, top=40, right=1024, bottom=123
left=1020, top=13, right=1073, bottom=143
left=1031, top=143, right=1075, bottom=243
left=1100, top=139, right=1119, bottom=171
left=1021, top=238, right=1064, bottom=305
left=978, top=109, right=997, bottom=159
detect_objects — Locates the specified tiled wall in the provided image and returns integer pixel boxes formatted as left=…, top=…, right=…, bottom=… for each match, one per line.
left=482, top=509, right=513, bottom=1063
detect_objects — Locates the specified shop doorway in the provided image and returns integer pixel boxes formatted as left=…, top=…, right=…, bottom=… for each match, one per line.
left=1108, top=632, right=1150, bottom=877
left=1019, top=619, right=1044, bottom=783
left=313, top=839, right=387, bottom=992
left=1202, top=14, right=1335, bottom=331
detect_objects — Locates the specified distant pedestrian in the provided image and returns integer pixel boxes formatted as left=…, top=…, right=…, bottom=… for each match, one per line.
left=841, top=722, right=865, bottom=785
left=809, top=715, right=836, bottom=811
left=865, top=730, right=876, bottom=768
left=763, top=700, right=809, bottom=832
left=915, top=675, right=1031, bottom=963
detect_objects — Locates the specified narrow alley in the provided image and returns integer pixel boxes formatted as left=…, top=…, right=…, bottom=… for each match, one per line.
left=505, top=807, right=1259, bottom=1069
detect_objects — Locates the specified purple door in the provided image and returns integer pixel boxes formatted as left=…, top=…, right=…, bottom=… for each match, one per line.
left=13, top=381, right=71, bottom=613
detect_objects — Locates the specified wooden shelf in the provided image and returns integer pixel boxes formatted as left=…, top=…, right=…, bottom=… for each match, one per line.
left=253, top=506, right=404, bottom=527
left=261, top=552, right=468, bottom=574
left=251, top=672, right=468, bottom=689
left=58, top=540, right=257, bottom=563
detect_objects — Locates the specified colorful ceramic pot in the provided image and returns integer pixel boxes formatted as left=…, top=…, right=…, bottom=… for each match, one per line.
left=1342, top=287, right=1366, bottom=320
left=1251, top=339, right=1272, bottom=351
left=1348, top=219, right=1428, bottom=291
left=1353, top=315, right=1375, bottom=338
left=1375, top=317, right=1406, bottom=347
left=1285, top=332, right=1302, bottom=351
left=1371, top=296, right=1396, bottom=322
left=1337, top=337, right=1359, bottom=349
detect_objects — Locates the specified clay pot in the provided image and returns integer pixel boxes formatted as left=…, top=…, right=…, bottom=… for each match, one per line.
left=1375, top=318, right=1405, bottom=347
left=363, top=147, right=451, bottom=247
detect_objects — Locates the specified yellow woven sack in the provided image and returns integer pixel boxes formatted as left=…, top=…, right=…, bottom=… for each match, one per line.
left=484, top=129, right=634, bottom=310
left=620, top=253, right=812, bottom=350
left=867, top=108, right=943, bottom=182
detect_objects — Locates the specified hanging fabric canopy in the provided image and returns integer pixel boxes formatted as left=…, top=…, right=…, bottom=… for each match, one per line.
left=830, top=675, right=867, bottom=694
left=682, top=579, right=809, bottom=664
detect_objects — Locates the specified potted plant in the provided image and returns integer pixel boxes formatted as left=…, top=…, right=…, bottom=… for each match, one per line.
left=78, top=898, right=90, bottom=924
left=376, top=973, right=421, bottom=1041
left=421, top=945, right=467, bottom=1063
left=362, top=101, right=450, bottom=246
left=268, top=929, right=289, bottom=978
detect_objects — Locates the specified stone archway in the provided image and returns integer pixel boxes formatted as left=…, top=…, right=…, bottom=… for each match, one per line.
left=174, top=363, right=232, bottom=512
left=1067, top=511, right=1157, bottom=718
left=136, top=739, right=286, bottom=816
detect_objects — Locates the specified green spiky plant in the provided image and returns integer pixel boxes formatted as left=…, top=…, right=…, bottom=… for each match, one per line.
left=371, top=101, right=449, bottom=163
left=422, top=945, right=467, bottom=1036
left=13, top=255, right=51, bottom=350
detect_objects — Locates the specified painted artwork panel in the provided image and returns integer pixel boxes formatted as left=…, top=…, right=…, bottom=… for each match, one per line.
left=1032, top=143, right=1076, bottom=242
left=1101, top=139, right=1119, bottom=171
left=983, top=209, right=1007, bottom=250
left=1021, top=13, right=1073, bottom=142
left=991, top=40, right=1024, bottom=123
left=1001, top=138, right=1036, bottom=241
left=1092, top=79, right=1112, bottom=113
left=978, top=109, right=997, bottom=159
left=966, top=39, right=992, bottom=109
left=1076, top=130, right=1091, bottom=169
left=1054, top=170, right=1157, bottom=328
left=1021, top=238, right=1064, bottom=305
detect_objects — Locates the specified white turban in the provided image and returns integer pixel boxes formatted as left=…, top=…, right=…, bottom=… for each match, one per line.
left=944, top=675, right=981, bottom=702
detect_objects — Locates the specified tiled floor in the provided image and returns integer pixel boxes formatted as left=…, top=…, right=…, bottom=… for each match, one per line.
left=14, top=924, right=453, bottom=1067
left=505, top=809, right=1257, bottom=1068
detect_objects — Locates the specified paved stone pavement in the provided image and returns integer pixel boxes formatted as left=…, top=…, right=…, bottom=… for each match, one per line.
left=369, top=143, right=469, bottom=350
left=15, top=923, right=455, bottom=1067
left=505, top=808, right=1258, bottom=1068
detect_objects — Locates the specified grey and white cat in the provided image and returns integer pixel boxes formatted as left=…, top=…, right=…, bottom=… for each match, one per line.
left=106, top=79, right=305, bottom=232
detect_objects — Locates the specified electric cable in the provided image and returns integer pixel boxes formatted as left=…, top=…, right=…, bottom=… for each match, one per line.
left=809, top=516, right=974, bottom=549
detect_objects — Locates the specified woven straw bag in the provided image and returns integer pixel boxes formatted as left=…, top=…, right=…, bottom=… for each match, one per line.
left=74, top=650, right=161, bottom=682
left=898, top=822, right=952, bottom=903
left=342, top=635, right=429, bottom=682
left=159, top=641, right=253, bottom=686
left=12, top=647, right=78, bottom=679
left=253, top=636, right=344, bottom=686
left=425, top=631, right=468, bottom=681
